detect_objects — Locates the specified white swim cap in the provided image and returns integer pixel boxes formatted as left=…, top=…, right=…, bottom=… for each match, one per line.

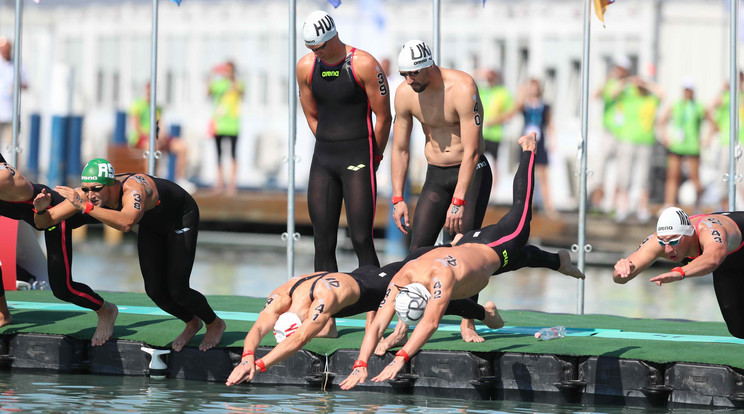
left=656, top=207, right=694, bottom=237
left=398, top=40, right=434, bottom=72
left=273, top=312, right=302, bottom=343
left=303, top=10, right=337, bottom=45
left=394, top=283, right=431, bottom=326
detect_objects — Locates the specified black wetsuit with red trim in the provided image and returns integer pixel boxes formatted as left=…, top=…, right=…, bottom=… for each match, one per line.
left=112, top=173, right=217, bottom=324
left=0, top=175, right=103, bottom=310
left=455, top=149, right=562, bottom=274
left=408, top=155, right=492, bottom=252
left=686, top=212, right=744, bottom=338
left=308, top=48, right=379, bottom=272
left=300, top=245, right=487, bottom=320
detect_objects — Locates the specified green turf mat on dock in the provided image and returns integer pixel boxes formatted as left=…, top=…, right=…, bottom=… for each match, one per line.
left=2, top=290, right=741, bottom=370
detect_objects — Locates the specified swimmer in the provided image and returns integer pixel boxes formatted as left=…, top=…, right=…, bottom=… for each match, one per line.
left=34, top=158, right=225, bottom=351
left=340, top=132, right=584, bottom=390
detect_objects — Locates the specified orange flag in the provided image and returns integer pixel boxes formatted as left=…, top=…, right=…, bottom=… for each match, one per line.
left=594, top=0, right=615, bottom=25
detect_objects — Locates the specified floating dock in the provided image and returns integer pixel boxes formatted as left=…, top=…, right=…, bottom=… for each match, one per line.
left=2, top=290, right=743, bottom=409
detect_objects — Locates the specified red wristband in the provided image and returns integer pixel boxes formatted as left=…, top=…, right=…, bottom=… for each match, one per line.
left=395, top=349, right=410, bottom=362
left=392, top=196, right=404, bottom=205
left=452, top=197, right=465, bottom=206
left=32, top=207, right=48, bottom=215
left=353, top=360, right=367, bottom=369
left=241, top=350, right=254, bottom=358
left=255, top=358, right=266, bottom=372
left=671, top=266, right=685, bottom=279
left=83, top=201, right=94, bottom=215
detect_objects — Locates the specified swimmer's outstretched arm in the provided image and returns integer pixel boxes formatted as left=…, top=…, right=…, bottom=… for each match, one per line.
left=613, top=234, right=660, bottom=284
left=339, top=282, right=399, bottom=390
left=371, top=268, right=452, bottom=384
left=226, top=291, right=289, bottom=386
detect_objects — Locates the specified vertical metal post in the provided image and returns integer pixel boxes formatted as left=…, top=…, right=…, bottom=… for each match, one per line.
left=729, top=0, right=739, bottom=211
left=576, top=0, right=592, bottom=315
left=432, top=0, right=441, bottom=63
left=148, top=0, right=160, bottom=176
left=10, top=0, right=23, bottom=167
left=287, top=0, right=297, bottom=278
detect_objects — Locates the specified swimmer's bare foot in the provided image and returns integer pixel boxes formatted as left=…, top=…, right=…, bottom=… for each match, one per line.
left=316, top=317, right=338, bottom=338
left=172, top=317, right=203, bottom=352
left=460, top=318, right=484, bottom=343
left=199, top=317, right=226, bottom=351
left=0, top=295, right=12, bottom=328
left=91, top=301, right=118, bottom=346
left=518, top=132, right=537, bottom=152
left=558, top=249, right=585, bottom=279
left=482, top=301, right=505, bottom=330
left=374, top=320, right=409, bottom=356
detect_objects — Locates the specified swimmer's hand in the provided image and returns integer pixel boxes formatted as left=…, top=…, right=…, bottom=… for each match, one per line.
left=445, top=202, right=464, bottom=235
left=54, top=185, right=86, bottom=210
left=225, top=358, right=256, bottom=386
left=649, top=271, right=684, bottom=286
left=392, top=201, right=410, bottom=235
left=32, top=188, right=52, bottom=211
left=371, top=356, right=405, bottom=383
left=613, top=258, right=635, bottom=279
left=339, top=366, right=368, bottom=390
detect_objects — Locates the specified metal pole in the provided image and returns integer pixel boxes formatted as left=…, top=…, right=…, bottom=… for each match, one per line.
left=148, top=0, right=160, bottom=176
left=287, top=0, right=297, bottom=278
left=432, top=0, right=441, bottom=63
left=729, top=0, right=739, bottom=211
left=10, top=0, right=23, bottom=167
left=576, top=0, right=592, bottom=315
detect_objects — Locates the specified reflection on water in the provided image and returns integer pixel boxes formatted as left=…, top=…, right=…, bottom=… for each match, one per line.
left=67, top=230, right=724, bottom=323
left=0, top=370, right=721, bottom=413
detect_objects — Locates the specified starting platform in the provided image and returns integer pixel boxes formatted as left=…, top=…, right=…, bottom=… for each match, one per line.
left=1, top=290, right=743, bottom=409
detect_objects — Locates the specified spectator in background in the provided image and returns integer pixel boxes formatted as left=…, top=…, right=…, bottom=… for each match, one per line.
left=589, top=58, right=629, bottom=213
left=208, top=61, right=244, bottom=195
left=498, top=78, right=556, bottom=217
left=707, top=73, right=744, bottom=210
left=0, top=37, right=28, bottom=159
left=128, top=82, right=191, bottom=192
left=613, top=76, right=663, bottom=223
left=480, top=69, right=512, bottom=201
left=658, top=80, right=714, bottom=213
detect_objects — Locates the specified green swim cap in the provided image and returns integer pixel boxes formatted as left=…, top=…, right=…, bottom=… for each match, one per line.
left=81, top=158, right=115, bottom=186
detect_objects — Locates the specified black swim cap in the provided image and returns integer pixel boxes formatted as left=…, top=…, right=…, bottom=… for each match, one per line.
left=0, top=152, right=5, bottom=163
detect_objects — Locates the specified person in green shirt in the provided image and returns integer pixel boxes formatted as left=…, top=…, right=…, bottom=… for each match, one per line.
left=208, top=61, right=244, bottom=195
left=613, top=76, right=663, bottom=223
left=658, top=80, right=715, bottom=212
left=127, top=82, right=190, bottom=189
left=589, top=59, right=629, bottom=213
left=481, top=69, right=512, bottom=196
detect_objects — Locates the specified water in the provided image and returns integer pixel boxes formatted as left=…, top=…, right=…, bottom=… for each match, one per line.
left=66, top=230, right=724, bottom=323
left=0, top=371, right=728, bottom=413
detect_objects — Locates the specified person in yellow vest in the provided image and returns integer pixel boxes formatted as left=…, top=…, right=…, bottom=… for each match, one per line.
left=706, top=73, right=744, bottom=210
left=128, top=82, right=191, bottom=191
left=612, top=76, right=663, bottom=223
left=480, top=69, right=512, bottom=200
left=208, top=61, right=244, bottom=195
left=658, top=80, right=715, bottom=213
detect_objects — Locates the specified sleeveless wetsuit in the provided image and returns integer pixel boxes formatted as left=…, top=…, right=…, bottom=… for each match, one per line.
left=408, top=155, right=493, bottom=251
left=0, top=181, right=103, bottom=310
left=113, top=174, right=217, bottom=324
left=687, top=212, right=744, bottom=338
left=307, top=48, right=379, bottom=272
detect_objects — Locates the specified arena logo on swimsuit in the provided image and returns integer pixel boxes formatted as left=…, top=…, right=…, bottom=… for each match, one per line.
left=322, top=71, right=340, bottom=78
